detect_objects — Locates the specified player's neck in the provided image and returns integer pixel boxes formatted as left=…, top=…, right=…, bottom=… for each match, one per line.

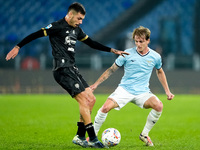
left=137, top=47, right=149, bottom=55
left=65, top=16, right=70, bottom=24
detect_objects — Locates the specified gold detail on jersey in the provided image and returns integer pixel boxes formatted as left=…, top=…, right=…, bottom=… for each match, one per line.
left=147, top=60, right=152, bottom=63
left=41, top=28, right=47, bottom=36
left=79, top=35, right=88, bottom=41
left=147, top=60, right=153, bottom=66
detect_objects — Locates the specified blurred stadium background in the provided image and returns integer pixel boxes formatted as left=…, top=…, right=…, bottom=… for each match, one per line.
left=0, top=0, right=199, bottom=94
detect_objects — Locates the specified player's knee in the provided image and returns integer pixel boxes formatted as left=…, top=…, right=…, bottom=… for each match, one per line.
left=86, top=88, right=96, bottom=105
left=91, top=96, right=96, bottom=105
left=155, top=101, right=163, bottom=112
left=101, top=104, right=111, bottom=113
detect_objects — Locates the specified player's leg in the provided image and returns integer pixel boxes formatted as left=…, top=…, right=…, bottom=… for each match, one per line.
left=94, top=86, right=132, bottom=135
left=85, top=87, right=96, bottom=114
left=75, top=87, right=96, bottom=141
left=142, top=96, right=163, bottom=136
left=140, top=95, right=163, bottom=146
left=74, top=90, right=104, bottom=148
left=53, top=68, right=103, bottom=148
left=94, top=98, right=119, bottom=135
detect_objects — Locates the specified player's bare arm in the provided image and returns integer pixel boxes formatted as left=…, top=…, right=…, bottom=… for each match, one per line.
left=156, top=68, right=174, bottom=100
left=90, top=63, right=119, bottom=91
left=110, top=48, right=129, bottom=57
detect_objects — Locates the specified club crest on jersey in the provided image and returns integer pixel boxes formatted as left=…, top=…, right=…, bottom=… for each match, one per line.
left=45, top=24, right=52, bottom=29
left=147, top=60, right=153, bottom=66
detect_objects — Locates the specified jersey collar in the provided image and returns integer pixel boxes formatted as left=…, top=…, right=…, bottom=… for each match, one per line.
left=136, top=48, right=150, bottom=57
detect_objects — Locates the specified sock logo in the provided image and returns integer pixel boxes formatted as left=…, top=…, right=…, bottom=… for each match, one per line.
left=85, top=124, right=93, bottom=129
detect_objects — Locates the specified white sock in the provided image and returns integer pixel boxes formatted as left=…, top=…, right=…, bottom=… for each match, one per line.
left=94, top=108, right=108, bottom=135
left=142, top=109, right=162, bottom=136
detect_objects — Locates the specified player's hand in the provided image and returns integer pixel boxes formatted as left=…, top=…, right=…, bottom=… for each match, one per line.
left=90, top=84, right=98, bottom=92
left=6, top=46, right=20, bottom=61
left=111, top=48, right=129, bottom=57
left=166, top=92, right=174, bottom=100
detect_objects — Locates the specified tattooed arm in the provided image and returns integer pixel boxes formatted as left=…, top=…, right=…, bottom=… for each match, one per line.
left=90, top=62, right=119, bottom=91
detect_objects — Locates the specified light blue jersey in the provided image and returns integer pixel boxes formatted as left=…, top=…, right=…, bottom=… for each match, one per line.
left=115, top=47, right=162, bottom=95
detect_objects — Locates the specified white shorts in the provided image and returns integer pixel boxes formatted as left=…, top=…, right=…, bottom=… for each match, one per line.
left=108, top=86, right=158, bottom=110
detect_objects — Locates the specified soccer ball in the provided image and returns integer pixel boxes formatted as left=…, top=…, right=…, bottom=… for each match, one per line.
left=101, top=128, right=121, bottom=147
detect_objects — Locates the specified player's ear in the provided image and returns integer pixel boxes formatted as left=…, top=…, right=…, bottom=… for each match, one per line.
left=67, top=11, right=73, bottom=18
left=147, top=39, right=150, bottom=44
left=70, top=10, right=77, bottom=17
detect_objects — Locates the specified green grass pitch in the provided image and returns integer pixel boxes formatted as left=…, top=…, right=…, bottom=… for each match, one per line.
left=0, top=94, right=199, bottom=150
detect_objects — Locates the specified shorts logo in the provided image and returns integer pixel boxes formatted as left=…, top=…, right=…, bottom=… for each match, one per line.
left=75, top=83, right=80, bottom=89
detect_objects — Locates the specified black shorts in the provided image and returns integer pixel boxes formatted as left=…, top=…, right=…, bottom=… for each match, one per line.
left=53, top=66, right=89, bottom=97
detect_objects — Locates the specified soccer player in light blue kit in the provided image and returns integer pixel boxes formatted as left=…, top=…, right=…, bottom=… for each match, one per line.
left=90, top=26, right=174, bottom=146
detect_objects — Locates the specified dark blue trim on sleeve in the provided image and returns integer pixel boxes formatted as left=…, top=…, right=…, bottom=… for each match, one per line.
left=115, top=62, right=121, bottom=67
left=156, top=66, right=162, bottom=70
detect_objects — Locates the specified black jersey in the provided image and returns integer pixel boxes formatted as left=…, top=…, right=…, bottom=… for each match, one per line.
left=17, top=18, right=111, bottom=70
left=43, top=18, right=88, bottom=69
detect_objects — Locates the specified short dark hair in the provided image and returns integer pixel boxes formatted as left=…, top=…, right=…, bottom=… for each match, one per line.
left=68, top=2, right=86, bottom=15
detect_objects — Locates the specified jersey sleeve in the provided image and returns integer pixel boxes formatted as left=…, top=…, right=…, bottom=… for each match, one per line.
left=17, top=29, right=45, bottom=48
left=155, top=55, right=162, bottom=69
left=17, top=21, right=62, bottom=48
left=82, top=37, right=111, bottom=52
left=42, top=22, right=61, bottom=36
left=115, top=55, right=126, bottom=67
left=77, top=28, right=88, bottom=41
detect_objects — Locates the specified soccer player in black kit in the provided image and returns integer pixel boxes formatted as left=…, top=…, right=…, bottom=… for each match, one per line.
left=6, top=2, right=129, bottom=148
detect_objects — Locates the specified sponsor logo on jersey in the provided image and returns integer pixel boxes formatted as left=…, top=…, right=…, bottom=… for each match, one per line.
left=68, top=47, right=74, bottom=52
left=64, top=36, right=76, bottom=52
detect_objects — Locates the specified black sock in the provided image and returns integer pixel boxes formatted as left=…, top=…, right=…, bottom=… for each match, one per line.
left=76, top=122, right=86, bottom=139
left=85, top=123, right=97, bottom=141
